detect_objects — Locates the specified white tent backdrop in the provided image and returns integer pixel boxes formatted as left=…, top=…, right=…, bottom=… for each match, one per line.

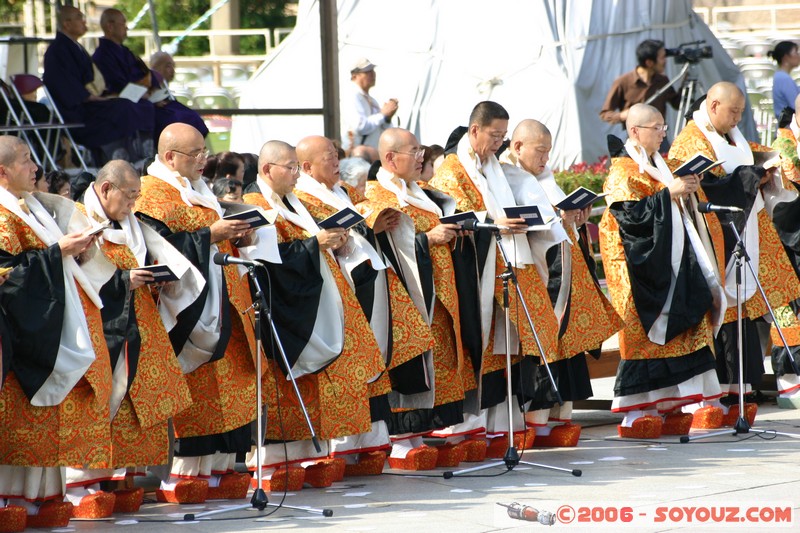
left=230, top=0, right=755, bottom=169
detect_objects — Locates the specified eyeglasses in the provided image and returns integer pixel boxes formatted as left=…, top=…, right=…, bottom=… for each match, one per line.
left=109, top=182, right=142, bottom=200
left=172, top=148, right=210, bottom=161
left=636, top=124, right=669, bottom=132
left=269, top=162, right=301, bottom=174
left=393, top=149, right=425, bottom=161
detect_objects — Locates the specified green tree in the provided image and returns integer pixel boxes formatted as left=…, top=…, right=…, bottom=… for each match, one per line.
left=115, top=0, right=295, bottom=56
left=0, top=0, right=25, bottom=33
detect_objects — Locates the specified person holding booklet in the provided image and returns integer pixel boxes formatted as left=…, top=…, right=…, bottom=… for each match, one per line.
left=242, top=140, right=385, bottom=490
left=75, top=159, right=196, bottom=514
left=670, top=82, right=800, bottom=428
left=599, top=103, right=726, bottom=439
left=92, top=9, right=208, bottom=144
left=430, top=101, right=560, bottom=455
left=293, top=136, right=438, bottom=474
left=500, top=119, right=624, bottom=446
left=361, top=128, right=484, bottom=469
left=134, top=123, right=260, bottom=504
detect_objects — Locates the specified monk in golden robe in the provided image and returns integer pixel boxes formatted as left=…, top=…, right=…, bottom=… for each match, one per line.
left=135, top=123, right=259, bottom=503
left=243, top=140, right=384, bottom=489
left=670, top=82, right=800, bottom=428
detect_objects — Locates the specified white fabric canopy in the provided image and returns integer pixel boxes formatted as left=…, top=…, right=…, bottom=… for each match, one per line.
left=230, top=0, right=756, bottom=168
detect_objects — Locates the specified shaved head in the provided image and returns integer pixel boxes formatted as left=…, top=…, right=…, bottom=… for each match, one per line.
left=511, top=119, right=550, bottom=144
left=258, top=140, right=297, bottom=196
left=157, top=123, right=206, bottom=179
left=706, top=81, right=745, bottom=135
left=378, top=128, right=417, bottom=164
left=100, top=8, right=123, bottom=28
left=258, top=140, right=295, bottom=174
left=58, top=5, right=86, bottom=39
left=296, top=135, right=332, bottom=164
left=379, top=128, right=423, bottom=182
left=296, top=135, right=339, bottom=188
left=58, top=5, right=81, bottom=26
left=511, top=119, right=552, bottom=175
left=625, top=103, right=662, bottom=137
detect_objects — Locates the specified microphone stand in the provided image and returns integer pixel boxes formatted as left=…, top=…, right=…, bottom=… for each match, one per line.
left=681, top=218, right=800, bottom=443
left=444, top=231, right=581, bottom=478
left=187, top=264, right=333, bottom=521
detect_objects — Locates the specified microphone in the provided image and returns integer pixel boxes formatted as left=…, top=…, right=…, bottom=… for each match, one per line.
left=213, top=252, right=262, bottom=268
left=462, top=219, right=511, bottom=232
left=697, top=202, right=744, bottom=214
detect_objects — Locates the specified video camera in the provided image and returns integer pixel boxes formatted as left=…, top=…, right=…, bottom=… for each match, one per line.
left=665, top=40, right=713, bottom=64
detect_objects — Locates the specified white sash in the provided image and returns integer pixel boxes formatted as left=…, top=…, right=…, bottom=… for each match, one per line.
left=146, top=159, right=225, bottom=373
left=254, top=178, right=345, bottom=377
left=0, top=188, right=105, bottom=406
left=693, top=103, right=760, bottom=307
left=625, top=139, right=726, bottom=339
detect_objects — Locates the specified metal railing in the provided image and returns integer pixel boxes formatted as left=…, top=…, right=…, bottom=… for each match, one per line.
left=704, top=3, right=800, bottom=32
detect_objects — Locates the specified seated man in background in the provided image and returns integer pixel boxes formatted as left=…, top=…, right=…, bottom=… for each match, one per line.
left=92, top=8, right=208, bottom=143
left=43, top=5, right=154, bottom=165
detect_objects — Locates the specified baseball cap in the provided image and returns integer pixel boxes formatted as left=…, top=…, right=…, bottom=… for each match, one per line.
left=351, top=58, right=376, bottom=74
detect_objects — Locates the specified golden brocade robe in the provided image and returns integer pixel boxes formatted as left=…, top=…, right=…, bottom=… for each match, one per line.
left=556, top=225, right=624, bottom=360
left=669, top=121, right=800, bottom=322
left=136, top=175, right=259, bottom=438
left=0, top=207, right=112, bottom=468
left=429, top=154, right=559, bottom=368
left=599, top=157, right=715, bottom=361
left=361, top=182, right=476, bottom=405
left=80, top=206, right=193, bottom=467
left=243, top=191, right=384, bottom=441
left=294, top=186, right=435, bottom=399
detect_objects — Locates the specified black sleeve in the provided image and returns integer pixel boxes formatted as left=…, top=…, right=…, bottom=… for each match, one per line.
left=610, top=188, right=712, bottom=342
left=258, top=236, right=325, bottom=374
left=0, top=244, right=67, bottom=400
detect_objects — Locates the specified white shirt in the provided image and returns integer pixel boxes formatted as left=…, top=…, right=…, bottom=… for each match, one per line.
left=342, top=82, right=388, bottom=149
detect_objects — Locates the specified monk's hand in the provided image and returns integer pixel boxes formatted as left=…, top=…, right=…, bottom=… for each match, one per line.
left=426, top=223, right=459, bottom=245
left=58, top=231, right=96, bottom=257
left=373, top=208, right=401, bottom=234
left=493, top=217, right=528, bottom=235
left=669, top=172, right=700, bottom=200
left=234, top=229, right=255, bottom=248
left=561, top=209, right=580, bottom=226
left=129, top=269, right=155, bottom=291
left=317, top=228, right=347, bottom=250
left=210, top=219, right=251, bottom=243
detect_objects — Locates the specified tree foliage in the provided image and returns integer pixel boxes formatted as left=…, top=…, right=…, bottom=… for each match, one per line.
left=114, top=0, right=295, bottom=56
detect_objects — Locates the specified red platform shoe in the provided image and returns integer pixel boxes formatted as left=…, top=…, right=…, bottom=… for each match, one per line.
left=721, top=403, right=757, bottom=427
left=71, top=491, right=116, bottom=519
left=207, top=472, right=251, bottom=500
left=303, top=460, right=338, bottom=488
left=344, top=451, right=386, bottom=476
left=532, top=424, right=581, bottom=447
left=156, top=479, right=209, bottom=504
left=251, top=466, right=305, bottom=492
left=690, top=406, right=724, bottom=429
left=460, top=438, right=488, bottom=462
left=387, top=445, right=438, bottom=471
left=661, top=413, right=694, bottom=436
left=113, top=487, right=144, bottom=513
left=25, top=502, right=74, bottom=529
left=617, top=415, right=663, bottom=439
left=0, top=506, right=26, bottom=533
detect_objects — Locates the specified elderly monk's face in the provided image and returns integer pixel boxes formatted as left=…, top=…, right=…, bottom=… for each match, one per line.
left=515, top=134, right=552, bottom=176
left=168, top=138, right=208, bottom=181
left=100, top=175, right=141, bottom=221
left=709, top=94, right=745, bottom=135
left=308, top=140, right=340, bottom=189
left=1, top=144, right=38, bottom=197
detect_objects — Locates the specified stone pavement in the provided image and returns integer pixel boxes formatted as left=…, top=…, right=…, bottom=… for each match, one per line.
left=57, top=391, right=800, bottom=533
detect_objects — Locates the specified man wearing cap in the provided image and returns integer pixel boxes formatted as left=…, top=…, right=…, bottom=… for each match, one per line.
left=344, top=58, right=398, bottom=150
